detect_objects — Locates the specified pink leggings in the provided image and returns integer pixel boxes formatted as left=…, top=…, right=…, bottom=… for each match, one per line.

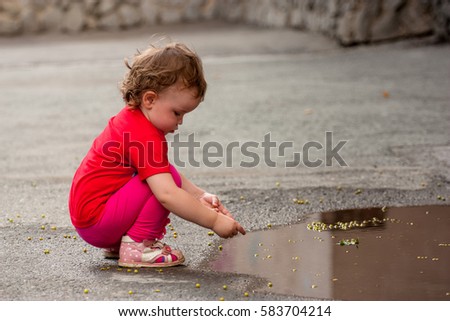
left=76, top=165, right=181, bottom=250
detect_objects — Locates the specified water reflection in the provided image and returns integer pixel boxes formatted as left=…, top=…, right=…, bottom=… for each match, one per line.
left=210, top=206, right=449, bottom=300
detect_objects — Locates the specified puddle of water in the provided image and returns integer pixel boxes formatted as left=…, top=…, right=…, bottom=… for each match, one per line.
left=210, top=205, right=450, bottom=300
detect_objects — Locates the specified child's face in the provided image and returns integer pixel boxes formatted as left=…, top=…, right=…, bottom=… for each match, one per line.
left=141, top=83, right=201, bottom=135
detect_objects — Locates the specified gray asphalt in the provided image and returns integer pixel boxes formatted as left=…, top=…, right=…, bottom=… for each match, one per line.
left=0, top=21, right=449, bottom=301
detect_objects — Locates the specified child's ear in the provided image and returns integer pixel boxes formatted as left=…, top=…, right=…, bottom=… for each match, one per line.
left=142, top=91, right=157, bottom=109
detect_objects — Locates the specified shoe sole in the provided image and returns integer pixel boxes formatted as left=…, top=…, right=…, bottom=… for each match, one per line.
left=118, top=256, right=185, bottom=268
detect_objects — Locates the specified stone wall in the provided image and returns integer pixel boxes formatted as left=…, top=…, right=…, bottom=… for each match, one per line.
left=215, top=0, right=450, bottom=45
left=0, top=0, right=217, bottom=35
left=1, top=0, right=449, bottom=44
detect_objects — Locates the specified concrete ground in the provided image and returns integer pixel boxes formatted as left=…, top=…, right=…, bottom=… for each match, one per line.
left=0, top=21, right=449, bottom=301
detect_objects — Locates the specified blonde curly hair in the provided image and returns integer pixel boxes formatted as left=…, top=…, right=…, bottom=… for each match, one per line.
left=120, top=42, right=207, bottom=109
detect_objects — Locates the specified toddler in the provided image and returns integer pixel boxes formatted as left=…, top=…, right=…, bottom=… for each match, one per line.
left=69, top=42, right=245, bottom=268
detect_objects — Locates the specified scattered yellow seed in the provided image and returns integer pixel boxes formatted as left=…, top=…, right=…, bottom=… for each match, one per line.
left=40, top=225, right=45, bottom=230
left=134, top=269, right=139, bottom=273
left=304, top=108, right=313, bottom=115
left=244, top=292, right=249, bottom=297
left=254, top=253, right=259, bottom=257
left=83, top=248, right=88, bottom=253
left=258, top=243, right=263, bottom=247
left=195, top=283, right=201, bottom=288
left=154, top=289, right=160, bottom=293
left=27, top=237, right=32, bottom=241
left=51, top=226, right=57, bottom=230
left=43, top=249, right=50, bottom=254
left=83, top=289, right=89, bottom=294
left=292, top=269, right=297, bottom=272
left=41, top=214, right=46, bottom=218
left=268, top=282, right=273, bottom=288
left=128, top=290, right=133, bottom=295
left=275, top=182, right=280, bottom=187
left=218, top=245, right=223, bottom=251
left=267, top=255, right=272, bottom=259
left=207, top=242, right=212, bottom=246
left=223, top=285, right=228, bottom=290
left=354, top=189, right=362, bottom=195
left=219, top=297, right=225, bottom=301
left=311, top=284, right=318, bottom=289
left=267, top=223, right=272, bottom=228
left=127, top=269, right=132, bottom=273
left=239, top=196, right=245, bottom=201
left=207, top=231, right=214, bottom=236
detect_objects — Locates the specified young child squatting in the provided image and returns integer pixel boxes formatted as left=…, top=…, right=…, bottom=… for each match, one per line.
left=69, top=43, right=246, bottom=268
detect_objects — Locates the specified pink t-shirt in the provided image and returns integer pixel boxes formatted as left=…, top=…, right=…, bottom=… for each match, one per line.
left=69, top=107, right=171, bottom=228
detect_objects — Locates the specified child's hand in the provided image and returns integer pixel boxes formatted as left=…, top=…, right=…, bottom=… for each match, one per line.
left=212, top=213, right=246, bottom=239
left=199, top=192, right=233, bottom=218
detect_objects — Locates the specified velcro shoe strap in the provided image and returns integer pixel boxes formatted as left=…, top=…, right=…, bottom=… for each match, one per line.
left=141, top=248, right=164, bottom=263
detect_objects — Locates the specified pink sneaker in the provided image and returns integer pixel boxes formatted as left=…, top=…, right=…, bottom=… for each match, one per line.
left=118, top=235, right=185, bottom=268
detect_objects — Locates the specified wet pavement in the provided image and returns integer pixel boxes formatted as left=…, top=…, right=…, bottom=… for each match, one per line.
left=210, top=205, right=450, bottom=300
left=0, top=21, right=449, bottom=301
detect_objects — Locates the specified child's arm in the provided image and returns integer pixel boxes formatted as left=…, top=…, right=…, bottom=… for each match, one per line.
left=179, top=173, right=233, bottom=218
left=146, top=173, right=246, bottom=238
